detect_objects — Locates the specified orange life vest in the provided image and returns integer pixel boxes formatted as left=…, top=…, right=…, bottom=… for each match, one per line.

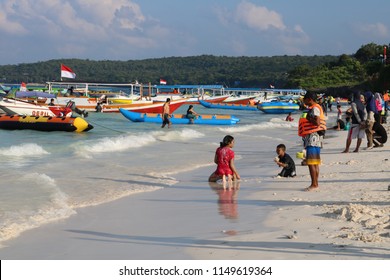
left=298, top=103, right=327, bottom=137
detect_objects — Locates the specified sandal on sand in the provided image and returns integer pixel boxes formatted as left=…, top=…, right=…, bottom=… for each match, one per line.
left=304, top=186, right=319, bottom=192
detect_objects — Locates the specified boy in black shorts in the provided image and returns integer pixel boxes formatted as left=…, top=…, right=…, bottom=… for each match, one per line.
left=274, top=144, right=296, bottom=178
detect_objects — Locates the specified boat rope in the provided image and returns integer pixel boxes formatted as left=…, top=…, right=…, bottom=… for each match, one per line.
left=87, top=119, right=127, bottom=134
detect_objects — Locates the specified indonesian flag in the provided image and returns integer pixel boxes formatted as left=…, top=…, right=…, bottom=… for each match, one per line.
left=61, top=64, right=76, bottom=79
left=269, top=84, right=275, bottom=89
left=160, top=78, right=167, bottom=85
left=20, top=82, right=27, bottom=91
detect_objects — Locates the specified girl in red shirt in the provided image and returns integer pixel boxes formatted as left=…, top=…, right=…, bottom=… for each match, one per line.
left=208, top=135, right=240, bottom=188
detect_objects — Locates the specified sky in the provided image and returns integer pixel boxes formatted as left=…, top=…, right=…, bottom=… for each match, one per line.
left=0, top=0, right=389, bottom=65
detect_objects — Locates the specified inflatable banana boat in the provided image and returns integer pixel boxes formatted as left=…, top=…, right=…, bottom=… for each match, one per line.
left=0, top=114, right=93, bottom=132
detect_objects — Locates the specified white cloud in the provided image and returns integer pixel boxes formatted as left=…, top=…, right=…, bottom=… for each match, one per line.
left=0, top=0, right=106, bottom=39
left=76, top=0, right=145, bottom=30
left=278, top=25, right=311, bottom=54
left=0, top=0, right=156, bottom=60
left=234, top=1, right=286, bottom=31
left=0, top=10, right=26, bottom=34
left=358, top=22, right=389, bottom=38
left=213, top=6, right=231, bottom=27
left=0, top=0, right=146, bottom=37
left=215, top=1, right=309, bottom=55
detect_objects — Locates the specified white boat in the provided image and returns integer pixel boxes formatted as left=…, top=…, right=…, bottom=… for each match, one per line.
left=0, top=97, right=72, bottom=117
left=54, top=96, right=98, bottom=112
left=47, top=82, right=230, bottom=108
left=45, top=82, right=306, bottom=110
left=46, top=81, right=143, bottom=111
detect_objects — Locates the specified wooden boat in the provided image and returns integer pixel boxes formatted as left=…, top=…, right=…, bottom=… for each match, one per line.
left=96, top=99, right=153, bottom=113
left=257, top=101, right=299, bottom=114
left=46, top=81, right=141, bottom=112
left=119, top=109, right=240, bottom=125
left=112, top=99, right=187, bottom=114
left=0, top=114, right=93, bottom=132
left=152, top=84, right=231, bottom=104
left=108, top=98, right=133, bottom=104
left=222, top=96, right=254, bottom=105
left=186, top=95, right=230, bottom=104
left=199, top=99, right=258, bottom=111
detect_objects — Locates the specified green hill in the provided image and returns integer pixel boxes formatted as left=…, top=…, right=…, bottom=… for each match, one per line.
left=1, top=43, right=389, bottom=96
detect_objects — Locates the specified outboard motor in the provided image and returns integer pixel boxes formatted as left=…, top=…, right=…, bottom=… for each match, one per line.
left=66, top=100, right=88, bottom=118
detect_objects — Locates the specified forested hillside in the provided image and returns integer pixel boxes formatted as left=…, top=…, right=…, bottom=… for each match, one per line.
left=1, top=43, right=389, bottom=95
left=0, top=55, right=337, bottom=88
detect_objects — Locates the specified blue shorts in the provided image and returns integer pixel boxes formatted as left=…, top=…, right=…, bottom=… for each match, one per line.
left=306, top=146, right=321, bottom=165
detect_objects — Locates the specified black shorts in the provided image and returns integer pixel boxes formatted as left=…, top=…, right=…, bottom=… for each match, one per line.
left=162, top=113, right=171, bottom=125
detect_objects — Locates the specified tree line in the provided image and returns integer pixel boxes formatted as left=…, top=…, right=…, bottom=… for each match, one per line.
left=1, top=43, right=389, bottom=96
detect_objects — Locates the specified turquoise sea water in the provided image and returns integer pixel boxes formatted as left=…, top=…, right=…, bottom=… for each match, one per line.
left=0, top=105, right=307, bottom=246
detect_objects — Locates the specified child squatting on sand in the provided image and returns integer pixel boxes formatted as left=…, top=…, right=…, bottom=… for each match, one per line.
left=274, top=144, right=296, bottom=178
left=208, top=135, right=240, bottom=189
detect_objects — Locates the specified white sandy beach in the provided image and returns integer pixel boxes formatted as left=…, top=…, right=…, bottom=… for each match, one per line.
left=0, top=123, right=389, bottom=260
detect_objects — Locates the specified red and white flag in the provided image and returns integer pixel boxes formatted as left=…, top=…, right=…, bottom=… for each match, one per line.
left=269, top=84, right=275, bottom=89
left=160, top=78, right=167, bottom=85
left=20, top=82, right=27, bottom=91
left=61, top=64, right=76, bottom=79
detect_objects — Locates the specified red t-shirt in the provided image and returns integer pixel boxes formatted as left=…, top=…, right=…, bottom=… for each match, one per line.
left=214, top=146, right=234, bottom=176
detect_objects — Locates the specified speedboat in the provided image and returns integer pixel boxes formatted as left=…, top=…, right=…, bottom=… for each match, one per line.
left=0, top=91, right=72, bottom=117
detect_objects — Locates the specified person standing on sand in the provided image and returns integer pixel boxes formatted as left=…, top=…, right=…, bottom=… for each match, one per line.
left=298, top=92, right=327, bottom=191
left=364, top=91, right=377, bottom=149
left=336, top=104, right=343, bottom=130
left=161, top=98, right=171, bottom=128
left=342, top=92, right=367, bottom=153
left=209, top=135, right=240, bottom=189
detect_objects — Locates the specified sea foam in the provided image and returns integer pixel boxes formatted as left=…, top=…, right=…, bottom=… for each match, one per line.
left=74, top=131, right=162, bottom=157
left=0, top=143, right=49, bottom=157
left=0, top=173, right=75, bottom=246
left=157, top=128, right=205, bottom=142
left=219, top=119, right=298, bottom=133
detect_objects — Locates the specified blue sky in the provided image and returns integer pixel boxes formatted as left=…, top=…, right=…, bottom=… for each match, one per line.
left=0, top=0, right=389, bottom=65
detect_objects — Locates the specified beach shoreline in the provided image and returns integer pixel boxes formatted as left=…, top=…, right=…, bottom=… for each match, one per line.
left=0, top=122, right=389, bottom=260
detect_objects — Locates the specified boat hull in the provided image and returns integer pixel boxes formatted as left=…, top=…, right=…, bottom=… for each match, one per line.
left=199, top=99, right=258, bottom=111
left=185, top=95, right=230, bottom=104
left=120, top=99, right=187, bottom=114
left=54, top=96, right=98, bottom=112
left=119, top=109, right=239, bottom=125
left=257, top=102, right=299, bottom=114
left=222, top=96, right=254, bottom=105
left=99, top=100, right=154, bottom=112
left=0, top=114, right=93, bottom=132
left=0, top=98, right=71, bottom=117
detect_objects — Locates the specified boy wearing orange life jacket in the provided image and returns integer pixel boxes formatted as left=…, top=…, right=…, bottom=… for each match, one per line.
left=298, top=92, right=327, bottom=191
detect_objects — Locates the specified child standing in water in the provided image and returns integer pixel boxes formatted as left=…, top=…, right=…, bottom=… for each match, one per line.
left=208, top=135, right=240, bottom=188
